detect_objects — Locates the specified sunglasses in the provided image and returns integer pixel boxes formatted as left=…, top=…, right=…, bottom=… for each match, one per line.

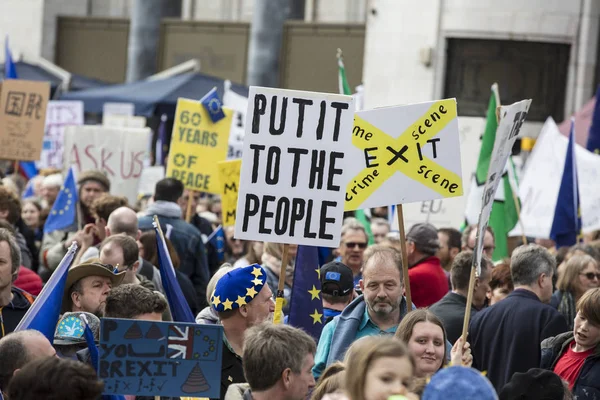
left=581, top=272, right=600, bottom=280
left=345, top=242, right=368, bottom=249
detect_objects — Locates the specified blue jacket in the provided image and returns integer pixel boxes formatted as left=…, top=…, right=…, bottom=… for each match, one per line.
left=313, top=295, right=412, bottom=379
left=139, top=201, right=210, bottom=309
left=541, top=331, right=600, bottom=399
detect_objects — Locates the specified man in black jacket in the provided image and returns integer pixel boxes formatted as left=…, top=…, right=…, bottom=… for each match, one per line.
left=429, top=251, right=492, bottom=343
left=469, top=244, right=569, bottom=391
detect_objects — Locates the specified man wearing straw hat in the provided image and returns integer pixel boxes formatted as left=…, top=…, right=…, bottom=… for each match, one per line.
left=61, top=260, right=125, bottom=316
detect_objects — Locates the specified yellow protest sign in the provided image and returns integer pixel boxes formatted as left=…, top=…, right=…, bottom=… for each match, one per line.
left=344, top=99, right=463, bottom=210
left=217, top=159, right=241, bottom=227
left=167, top=98, right=232, bottom=194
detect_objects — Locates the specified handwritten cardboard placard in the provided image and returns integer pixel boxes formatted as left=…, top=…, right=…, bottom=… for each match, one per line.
left=218, top=159, right=242, bottom=227
left=99, top=318, right=223, bottom=398
left=166, top=98, right=232, bottom=194
left=0, top=79, right=50, bottom=161
left=235, top=87, right=354, bottom=247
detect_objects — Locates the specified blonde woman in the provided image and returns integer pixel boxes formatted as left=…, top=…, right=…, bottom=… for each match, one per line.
left=345, top=336, right=417, bottom=400
left=551, top=254, right=600, bottom=329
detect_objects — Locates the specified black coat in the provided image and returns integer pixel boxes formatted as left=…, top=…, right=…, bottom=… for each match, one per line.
left=429, top=292, right=479, bottom=344
left=469, top=289, right=569, bottom=391
left=541, top=331, right=600, bottom=399
left=213, top=339, right=245, bottom=400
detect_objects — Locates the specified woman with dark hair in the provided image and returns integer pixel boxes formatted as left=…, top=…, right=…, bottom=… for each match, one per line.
left=395, top=309, right=472, bottom=378
left=486, top=262, right=514, bottom=306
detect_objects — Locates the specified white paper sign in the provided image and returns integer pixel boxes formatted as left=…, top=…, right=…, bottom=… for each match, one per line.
left=137, top=166, right=165, bottom=197
left=102, top=102, right=135, bottom=117
left=235, top=87, right=354, bottom=247
left=63, top=125, right=151, bottom=204
left=473, top=99, right=531, bottom=272
left=102, top=114, right=147, bottom=129
left=511, top=117, right=600, bottom=238
left=344, top=99, right=463, bottom=211
left=39, top=101, right=84, bottom=169
left=223, top=83, right=248, bottom=160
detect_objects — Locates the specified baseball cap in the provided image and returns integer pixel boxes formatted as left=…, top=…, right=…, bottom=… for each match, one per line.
left=321, top=261, right=354, bottom=296
left=54, top=312, right=100, bottom=346
left=406, top=223, right=440, bottom=254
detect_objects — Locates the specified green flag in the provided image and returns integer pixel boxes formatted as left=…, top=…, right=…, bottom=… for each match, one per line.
left=466, top=84, right=519, bottom=260
left=337, top=49, right=374, bottom=245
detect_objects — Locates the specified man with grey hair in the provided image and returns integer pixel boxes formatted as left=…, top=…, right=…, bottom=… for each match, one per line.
left=336, top=218, right=369, bottom=285
left=469, top=244, right=569, bottom=392
left=312, top=245, right=413, bottom=379
left=40, top=173, right=62, bottom=208
left=0, top=228, right=34, bottom=337
left=225, top=322, right=316, bottom=400
left=406, top=223, right=448, bottom=307
left=0, top=329, right=57, bottom=395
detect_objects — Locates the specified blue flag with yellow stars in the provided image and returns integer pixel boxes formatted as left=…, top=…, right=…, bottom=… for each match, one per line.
left=550, top=119, right=583, bottom=247
left=288, top=245, right=324, bottom=342
left=200, top=87, right=226, bottom=123
left=43, top=167, right=78, bottom=234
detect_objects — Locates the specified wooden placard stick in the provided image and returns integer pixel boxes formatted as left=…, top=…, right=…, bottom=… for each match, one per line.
left=185, top=190, right=196, bottom=223
left=397, top=204, right=412, bottom=308
left=273, top=243, right=290, bottom=325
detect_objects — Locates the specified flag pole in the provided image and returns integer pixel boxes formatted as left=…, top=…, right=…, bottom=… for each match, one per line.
left=13, top=160, right=19, bottom=177
left=185, top=190, right=196, bottom=223
left=396, top=204, right=412, bottom=308
left=273, top=243, right=290, bottom=325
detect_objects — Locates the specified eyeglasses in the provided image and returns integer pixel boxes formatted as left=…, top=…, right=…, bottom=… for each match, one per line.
left=581, top=272, right=600, bottom=280
left=344, top=242, right=368, bottom=249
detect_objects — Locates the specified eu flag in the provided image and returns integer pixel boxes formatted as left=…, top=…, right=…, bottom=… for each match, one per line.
left=201, top=87, right=226, bottom=123
left=44, top=167, right=78, bottom=234
left=207, top=225, right=225, bottom=262
left=550, top=119, right=582, bottom=247
left=18, top=161, right=38, bottom=180
left=153, top=217, right=195, bottom=323
left=4, top=36, right=17, bottom=79
left=288, top=245, right=324, bottom=342
left=587, top=86, right=600, bottom=154
left=15, top=243, right=78, bottom=343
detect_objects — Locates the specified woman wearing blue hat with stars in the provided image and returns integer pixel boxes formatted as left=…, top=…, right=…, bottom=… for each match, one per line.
left=210, top=263, right=275, bottom=400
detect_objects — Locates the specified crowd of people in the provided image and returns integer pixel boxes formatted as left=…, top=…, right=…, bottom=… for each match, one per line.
left=0, top=167, right=599, bottom=399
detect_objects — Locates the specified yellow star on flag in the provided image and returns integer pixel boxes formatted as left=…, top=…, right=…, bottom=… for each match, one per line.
left=308, top=285, right=321, bottom=300
left=212, top=295, right=221, bottom=307
left=223, top=298, right=233, bottom=310
left=252, top=277, right=262, bottom=286
left=309, top=309, right=323, bottom=324
left=235, top=295, right=247, bottom=307
left=315, top=269, right=320, bottom=279
left=251, top=267, right=263, bottom=278
left=246, top=287, right=258, bottom=299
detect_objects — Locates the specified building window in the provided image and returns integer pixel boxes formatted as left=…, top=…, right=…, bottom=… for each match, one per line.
left=444, top=38, right=570, bottom=122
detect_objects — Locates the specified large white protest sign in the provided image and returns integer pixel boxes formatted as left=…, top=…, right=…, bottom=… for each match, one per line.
left=137, top=166, right=165, bottom=197
left=102, top=114, right=147, bottom=129
left=393, top=117, right=485, bottom=230
left=103, top=102, right=134, bottom=117
left=39, top=101, right=84, bottom=169
left=235, top=87, right=354, bottom=247
left=344, top=99, right=462, bottom=211
left=473, top=99, right=531, bottom=272
left=63, top=125, right=151, bottom=204
left=511, top=118, right=600, bottom=238
left=223, top=81, right=248, bottom=160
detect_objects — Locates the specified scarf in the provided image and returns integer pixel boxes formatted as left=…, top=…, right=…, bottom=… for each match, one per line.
left=558, top=291, right=577, bottom=330
left=145, top=201, right=183, bottom=219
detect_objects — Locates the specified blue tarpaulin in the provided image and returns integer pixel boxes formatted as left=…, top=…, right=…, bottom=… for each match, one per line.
left=0, top=61, right=107, bottom=92
left=60, top=72, right=249, bottom=117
